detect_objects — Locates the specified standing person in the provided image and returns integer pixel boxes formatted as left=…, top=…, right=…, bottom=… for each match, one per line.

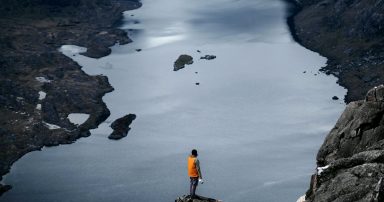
left=188, top=149, right=203, bottom=199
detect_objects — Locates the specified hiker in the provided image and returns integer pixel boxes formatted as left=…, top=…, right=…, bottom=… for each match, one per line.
left=188, top=149, right=203, bottom=199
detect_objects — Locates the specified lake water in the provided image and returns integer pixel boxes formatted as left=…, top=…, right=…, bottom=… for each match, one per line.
left=1, top=0, right=347, bottom=201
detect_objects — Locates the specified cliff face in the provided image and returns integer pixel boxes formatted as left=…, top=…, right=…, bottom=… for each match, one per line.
left=292, top=1, right=384, bottom=200
left=0, top=0, right=141, bottom=196
left=305, top=86, right=384, bottom=201
left=293, top=0, right=384, bottom=102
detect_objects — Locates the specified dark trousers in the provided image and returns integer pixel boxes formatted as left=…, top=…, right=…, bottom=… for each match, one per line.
left=190, top=177, right=199, bottom=198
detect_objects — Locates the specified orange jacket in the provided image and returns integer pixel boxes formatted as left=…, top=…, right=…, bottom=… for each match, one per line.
left=188, top=156, right=199, bottom=177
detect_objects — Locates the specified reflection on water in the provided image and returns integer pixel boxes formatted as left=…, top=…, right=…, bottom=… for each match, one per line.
left=1, top=0, right=346, bottom=202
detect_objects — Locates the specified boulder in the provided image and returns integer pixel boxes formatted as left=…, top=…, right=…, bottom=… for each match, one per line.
left=82, top=44, right=111, bottom=58
left=174, top=55, right=193, bottom=71
left=366, top=85, right=384, bottom=102
left=108, top=114, right=136, bottom=140
left=175, top=195, right=220, bottom=202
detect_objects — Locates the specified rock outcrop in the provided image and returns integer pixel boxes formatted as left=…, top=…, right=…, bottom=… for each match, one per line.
left=291, top=0, right=384, bottom=102
left=174, top=54, right=194, bottom=71
left=0, top=185, right=11, bottom=197
left=108, top=114, right=136, bottom=140
left=175, top=195, right=220, bottom=202
left=304, top=85, right=384, bottom=202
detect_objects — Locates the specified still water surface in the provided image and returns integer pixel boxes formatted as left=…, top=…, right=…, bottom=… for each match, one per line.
left=1, top=0, right=346, bottom=201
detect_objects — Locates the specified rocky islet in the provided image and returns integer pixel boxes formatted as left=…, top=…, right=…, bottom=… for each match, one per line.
left=108, top=114, right=136, bottom=140
left=174, top=54, right=194, bottom=71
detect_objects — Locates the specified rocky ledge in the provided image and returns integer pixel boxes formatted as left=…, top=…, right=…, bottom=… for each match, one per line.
left=0, top=0, right=141, bottom=196
left=175, top=195, right=220, bottom=202
left=291, top=0, right=384, bottom=102
left=303, top=85, right=384, bottom=201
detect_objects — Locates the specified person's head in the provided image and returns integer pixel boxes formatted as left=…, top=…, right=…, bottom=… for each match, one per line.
left=191, top=149, right=198, bottom=157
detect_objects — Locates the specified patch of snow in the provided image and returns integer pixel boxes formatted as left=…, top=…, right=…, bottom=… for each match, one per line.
left=43, top=121, right=61, bottom=130
left=36, top=77, right=52, bottom=83
left=36, top=104, right=42, bottom=110
left=59, top=45, right=87, bottom=57
left=317, top=165, right=330, bottom=175
left=38, top=91, right=46, bottom=100
left=67, top=113, right=90, bottom=126
left=296, top=195, right=306, bottom=202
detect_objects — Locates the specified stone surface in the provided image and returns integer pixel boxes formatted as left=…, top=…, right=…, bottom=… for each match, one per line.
left=174, top=54, right=194, bottom=71
left=175, top=195, right=220, bottom=202
left=305, top=86, right=384, bottom=202
left=108, top=114, right=136, bottom=140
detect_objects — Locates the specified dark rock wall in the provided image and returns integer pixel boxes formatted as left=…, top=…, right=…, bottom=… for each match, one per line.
left=305, top=86, right=384, bottom=201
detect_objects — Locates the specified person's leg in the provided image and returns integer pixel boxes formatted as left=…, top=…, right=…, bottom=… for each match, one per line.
left=190, top=178, right=193, bottom=197
left=191, top=177, right=198, bottom=199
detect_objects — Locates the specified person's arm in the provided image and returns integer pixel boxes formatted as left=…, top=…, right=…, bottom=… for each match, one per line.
left=195, top=158, right=202, bottom=179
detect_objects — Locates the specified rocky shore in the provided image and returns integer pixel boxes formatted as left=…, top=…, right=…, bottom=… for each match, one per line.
left=0, top=0, right=141, bottom=195
left=289, top=0, right=384, bottom=103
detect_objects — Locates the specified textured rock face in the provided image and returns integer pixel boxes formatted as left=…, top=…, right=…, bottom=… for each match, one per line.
left=175, top=195, right=219, bottom=202
left=108, top=114, right=136, bottom=140
left=305, top=86, right=384, bottom=202
left=293, top=0, right=384, bottom=102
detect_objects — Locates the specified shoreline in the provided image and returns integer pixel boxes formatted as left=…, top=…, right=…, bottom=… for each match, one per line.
left=0, top=0, right=141, bottom=195
left=286, top=0, right=384, bottom=103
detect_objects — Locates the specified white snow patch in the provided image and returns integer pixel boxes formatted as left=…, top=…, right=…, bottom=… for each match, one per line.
left=36, top=104, right=42, bottom=110
left=38, top=91, right=46, bottom=100
left=59, top=45, right=87, bottom=56
left=36, top=77, right=52, bottom=83
left=67, top=113, right=90, bottom=125
left=43, top=121, right=61, bottom=130
left=296, top=195, right=306, bottom=202
left=317, top=165, right=330, bottom=175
